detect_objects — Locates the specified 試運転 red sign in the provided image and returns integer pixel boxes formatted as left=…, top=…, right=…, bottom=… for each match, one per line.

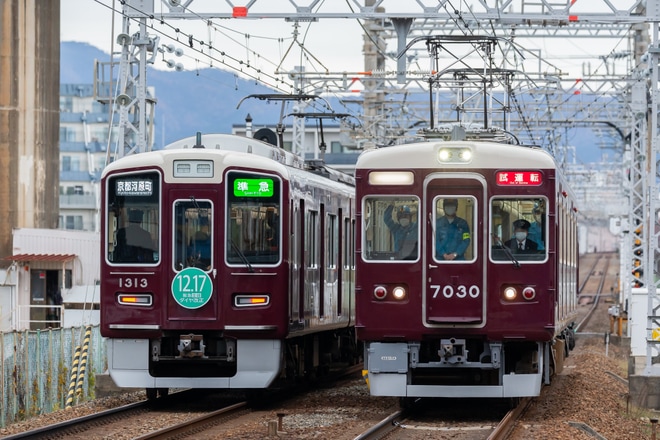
left=496, top=171, right=543, bottom=186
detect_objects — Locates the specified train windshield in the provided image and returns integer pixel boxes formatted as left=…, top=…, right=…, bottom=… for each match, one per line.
left=362, top=197, right=420, bottom=261
left=106, top=172, right=160, bottom=264
left=491, top=198, right=546, bottom=262
left=226, top=171, right=281, bottom=266
left=173, top=200, right=213, bottom=271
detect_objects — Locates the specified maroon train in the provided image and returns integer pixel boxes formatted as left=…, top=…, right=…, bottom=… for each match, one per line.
left=355, top=139, right=578, bottom=404
left=100, top=133, right=358, bottom=398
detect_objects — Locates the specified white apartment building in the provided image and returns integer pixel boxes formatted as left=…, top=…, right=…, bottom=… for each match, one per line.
left=59, top=84, right=113, bottom=232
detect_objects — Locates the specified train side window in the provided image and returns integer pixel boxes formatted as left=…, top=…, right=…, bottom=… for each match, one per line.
left=363, top=197, right=419, bottom=261
left=491, top=198, right=546, bottom=262
left=433, top=197, right=475, bottom=262
left=173, top=200, right=213, bottom=271
left=107, top=172, right=160, bottom=265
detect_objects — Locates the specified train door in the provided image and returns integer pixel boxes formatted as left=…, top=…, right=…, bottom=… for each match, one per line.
left=291, top=200, right=303, bottom=323
left=424, top=176, right=485, bottom=326
left=169, top=189, right=217, bottom=320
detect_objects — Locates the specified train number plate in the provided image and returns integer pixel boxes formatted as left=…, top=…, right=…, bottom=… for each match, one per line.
left=430, top=284, right=481, bottom=299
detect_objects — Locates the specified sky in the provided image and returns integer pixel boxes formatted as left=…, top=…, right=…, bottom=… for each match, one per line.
left=60, top=1, right=638, bottom=95
left=60, top=0, right=368, bottom=83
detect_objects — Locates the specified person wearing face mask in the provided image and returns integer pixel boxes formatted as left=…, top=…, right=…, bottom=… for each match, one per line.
left=383, top=204, right=418, bottom=259
left=505, top=219, right=539, bottom=253
left=436, top=198, right=471, bottom=261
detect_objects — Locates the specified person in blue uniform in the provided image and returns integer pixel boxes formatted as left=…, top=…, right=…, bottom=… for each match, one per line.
left=528, top=207, right=545, bottom=251
left=436, top=198, right=471, bottom=261
left=383, top=204, right=418, bottom=260
left=504, top=219, right=539, bottom=253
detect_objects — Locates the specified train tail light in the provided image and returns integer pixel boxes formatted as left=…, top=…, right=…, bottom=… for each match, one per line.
left=235, top=294, right=270, bottom=307
left=502, top=286, right=537, bottom=302
left=373, top=285, right=407, bottom=301
left=522, top=287, right=536, bottom=300
left=118, top=294, right=152, bottom=306
left=373, top=286, right=387, bottom=300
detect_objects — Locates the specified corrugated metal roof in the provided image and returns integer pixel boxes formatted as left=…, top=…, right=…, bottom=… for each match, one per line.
left=2, top=253, right=76, bottom=262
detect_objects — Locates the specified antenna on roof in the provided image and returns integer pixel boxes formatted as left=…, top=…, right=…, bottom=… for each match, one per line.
left=193, top=132, right=205, bottom=148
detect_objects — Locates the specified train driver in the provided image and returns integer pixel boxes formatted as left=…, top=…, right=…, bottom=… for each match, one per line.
left=436, top=198, right=471, bottom=261
left=504, top=219, right=539, bottom=253
left=115, top=209, right=155, bottom=263
left=383, top=204, right=418, bottom=260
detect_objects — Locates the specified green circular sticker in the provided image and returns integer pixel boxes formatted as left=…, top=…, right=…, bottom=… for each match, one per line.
left=171, top=267, right=213, bottom=309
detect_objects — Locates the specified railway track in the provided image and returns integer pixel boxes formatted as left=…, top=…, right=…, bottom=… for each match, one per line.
left=1, top=390, right=248, bottom=440
left=133, top=401, right=250, bottom=440
left=2, top=365, right=365, bottom=439
left=352, top=397, right=532, bottom=440
left=576, top=252, right=617, bottom=334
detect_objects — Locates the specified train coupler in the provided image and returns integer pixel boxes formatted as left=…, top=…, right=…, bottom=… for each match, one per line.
left=177, top=334, right=207, bottom=358
left=439, top=338, right=467, bottom=364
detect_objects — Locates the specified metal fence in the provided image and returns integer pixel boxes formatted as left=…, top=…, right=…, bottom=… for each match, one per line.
left=1, top=325, right=107, bottom=428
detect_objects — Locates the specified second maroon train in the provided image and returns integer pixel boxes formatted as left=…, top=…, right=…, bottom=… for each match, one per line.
left=355, top=139, right=578, bottom=405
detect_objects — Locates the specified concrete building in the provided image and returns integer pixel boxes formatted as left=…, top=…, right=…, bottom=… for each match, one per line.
left=59, top=84, right=112, bottom=232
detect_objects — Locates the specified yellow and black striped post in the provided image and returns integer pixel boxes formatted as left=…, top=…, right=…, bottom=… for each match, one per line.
left=65, top=345, right=82, bottom=409
left=74, top=326, right=92, bottom=399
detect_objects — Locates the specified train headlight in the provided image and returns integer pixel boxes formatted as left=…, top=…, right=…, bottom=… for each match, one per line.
left=373, top=286, right=387, bottom=300
left=503, top=287, right=517, bottom=301
left=522, top=287, right=536, bottom=300
left=438, top=149, right=452, bottom=161
left=392, top=286, right=407, bottom=300
left=437, top=147, right=473, bottom=164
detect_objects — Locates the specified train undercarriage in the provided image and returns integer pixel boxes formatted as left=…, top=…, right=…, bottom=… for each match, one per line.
left=107, top=327, right=360, bottom=399
left=364, top=334, right=573, bottom=404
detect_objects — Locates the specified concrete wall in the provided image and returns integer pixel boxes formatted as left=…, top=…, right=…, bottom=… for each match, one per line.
left=0, top=0, right=61, bottom=263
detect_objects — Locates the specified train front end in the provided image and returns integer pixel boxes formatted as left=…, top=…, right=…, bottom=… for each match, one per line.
left=100, top=143, right=290, bottom=394
left=355, top=140, right=578, bottom=400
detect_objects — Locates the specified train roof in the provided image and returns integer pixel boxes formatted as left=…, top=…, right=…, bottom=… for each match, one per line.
left=102, top=133, right=355, bottom=187
left=164, top=133, right=306, bottom=168
left=355, top=140, right=557, bottom=170
left=166, top=133, right=355, bottom=186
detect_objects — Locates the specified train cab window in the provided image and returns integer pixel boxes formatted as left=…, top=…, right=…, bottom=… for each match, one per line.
left=173, top=200, right=213, bottom=271
left=362, top=197, right=419, bottom=261
left=491, top=198, right=546, bottom=262
left=433, top=197, right=475, bottom=263
left=107, top=172, right=160, bottom=264
left=226, top=172, right=281, bottom=266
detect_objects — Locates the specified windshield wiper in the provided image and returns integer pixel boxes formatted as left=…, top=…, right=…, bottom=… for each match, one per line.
left=492, top=234, right=520, bottom=268
left=230, top=239, right=254, bottom=273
